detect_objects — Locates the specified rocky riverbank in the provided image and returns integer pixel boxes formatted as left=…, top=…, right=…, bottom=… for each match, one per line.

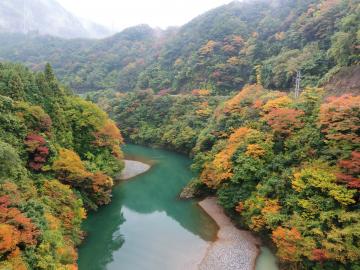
left=198, top=197, right=260, bottom=270
left=119, top=160, right=151, bottom=180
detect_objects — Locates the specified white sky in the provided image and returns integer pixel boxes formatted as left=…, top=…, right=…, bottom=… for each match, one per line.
left=57, top=0, right=234, bottom=31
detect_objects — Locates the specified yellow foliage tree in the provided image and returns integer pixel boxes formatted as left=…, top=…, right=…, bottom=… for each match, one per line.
left=223, top=84, right=265, bottom=113
left=201, top=127, right=253, bottom=187
left=262, top=95, right=292, bottom=112
left=245, top=144, right=266, bottom=158
left=199, top=40, right=218, bottom=55
left=52, top=148, right=91, bottom=183
left=292, top=162, right=356, bottom=205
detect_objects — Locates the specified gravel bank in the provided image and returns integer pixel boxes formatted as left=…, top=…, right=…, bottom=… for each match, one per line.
left=198, top=197, right=260, bottom=270
left=119, top=160, right=151, bottom=180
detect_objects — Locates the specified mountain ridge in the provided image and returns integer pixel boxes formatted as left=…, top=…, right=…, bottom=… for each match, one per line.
left=0, top=0, right=111, bottom=38
left=0, top=0, right=358, bottom=94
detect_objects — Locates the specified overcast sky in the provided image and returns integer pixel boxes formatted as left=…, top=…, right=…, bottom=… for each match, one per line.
left=57, top=0, right=234, bottom=31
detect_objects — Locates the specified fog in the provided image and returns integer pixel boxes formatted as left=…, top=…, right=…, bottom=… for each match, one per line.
left=58, top=0, right=234, bottom=31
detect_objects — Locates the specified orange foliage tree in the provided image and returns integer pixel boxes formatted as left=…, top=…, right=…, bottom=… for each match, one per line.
left=337, top=151, right=360, bottom=189
left=223, top=84, right=265, bottom=114
left=52, top=148, right=115, bottom=208
left=263, top=108, right=305, bottom=135
left=90, top=172, right=114, bottom=205
left=93, top=119, right=124, bottom=159
left=93, top=119, right=123, bottom=147
left=262, top=95, right=292, bottom=112
left=199, top=40, right=218, bottom=55
left=52, top=148, right=91, bottom=184
left=191, top=89, right=210, bottom=96
left=320, top=94, right=360, bottom=144
left=272, top=227, right=303, bottom=262
left=200, top=127, right=253, bottom=187
left=0, top=196, right=39, bottom=255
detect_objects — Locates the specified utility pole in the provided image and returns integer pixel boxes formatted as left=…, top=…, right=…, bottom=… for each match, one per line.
left=294, top=70, right=301, bottom=99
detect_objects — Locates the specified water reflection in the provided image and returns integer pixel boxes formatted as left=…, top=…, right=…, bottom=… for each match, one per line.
left=78, top=197, right=125, bottom=270
left=78, top=144, right=218, bottom=270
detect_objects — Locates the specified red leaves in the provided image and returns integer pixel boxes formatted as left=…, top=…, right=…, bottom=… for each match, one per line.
left=320, top=94, right=360, bottom=144
left=0, top=196, right=39, bottom=255
left=24, top=134, right=46, bottom=150
left=90, top=173, right=113, bottom=205
left=272, top=227, right=303, bottom=262
left=24, top=133, right=49, bottom=171
left=337, top=151, right=360, bottom=189
left=92, top=120, right=123, bottom=147
left=263, top=108, right=305, bottom=135
left=312, top=249, right=328, bottom=262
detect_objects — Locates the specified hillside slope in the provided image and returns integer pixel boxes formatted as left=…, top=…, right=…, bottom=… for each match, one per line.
left=0, top=0, right=110, bottom=38
left=0, top=63, right=124, bottom=268
left=89, top=84, right=360, bottom=270
left=0, top=25, right=166, bottom=92
left=0, top=0, right=358, bottom=94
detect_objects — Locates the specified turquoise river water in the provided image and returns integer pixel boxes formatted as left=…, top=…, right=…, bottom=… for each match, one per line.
left=78, top=144, right=278, bottom=270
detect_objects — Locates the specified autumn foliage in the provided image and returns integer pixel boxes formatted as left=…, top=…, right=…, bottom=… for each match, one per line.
left=223, top=84, right=264, bottom=114
left=337, top=151, right=360, bottom=189
left=188, top=87, right=359, bottom=269
left=0, top=63, right=124, bottom=269
left=93, top=119, right=123, bottom=148
left=263, top=108, right=305, bottom=135
left=319, top=94, right=360, bottom=144
left=200, top=127, right=253, bottom=187
left=0, top=196, right=39, bottom=255
left=53, top=148, right=91, bottom=183
left=272, top=227, right=303, bottom=262
left=24, top=133, right=49, bottom=171
left=93, top=119, right=123, bottom=159
left=53, top=148, right=115, bottom=206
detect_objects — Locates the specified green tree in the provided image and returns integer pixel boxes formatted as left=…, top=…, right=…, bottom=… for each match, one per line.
left=8, top=73, right=24, bottom=100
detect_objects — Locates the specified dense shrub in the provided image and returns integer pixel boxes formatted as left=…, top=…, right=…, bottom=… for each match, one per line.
left=0, top=63, right=124, bottom=268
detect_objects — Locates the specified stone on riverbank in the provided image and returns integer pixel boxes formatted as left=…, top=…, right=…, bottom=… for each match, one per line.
left=119, top=160, right=151, bottom=180
left=198, top=197, right=260, bottom=270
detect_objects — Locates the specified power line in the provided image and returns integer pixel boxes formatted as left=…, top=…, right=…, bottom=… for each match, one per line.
left=294, top=70, right=301, bottom=99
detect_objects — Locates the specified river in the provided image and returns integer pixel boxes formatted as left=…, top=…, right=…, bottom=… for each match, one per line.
left=78, top=144, right=278, bottom=270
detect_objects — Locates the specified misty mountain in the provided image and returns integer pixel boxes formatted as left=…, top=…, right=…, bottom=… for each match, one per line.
left=80, top=18, right=113, bottom=39
left=0, top=0, right=111, bottom=38
left=0, top=0, right=358, bottom=94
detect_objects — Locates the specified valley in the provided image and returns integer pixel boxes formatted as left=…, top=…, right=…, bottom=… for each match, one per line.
left=0, top=0, right=358, bottom=269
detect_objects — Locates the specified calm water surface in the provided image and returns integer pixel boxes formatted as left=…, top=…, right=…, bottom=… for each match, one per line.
left=78, top=144, right=218, bottom=270
left=78, top=144, right=278, bottom=270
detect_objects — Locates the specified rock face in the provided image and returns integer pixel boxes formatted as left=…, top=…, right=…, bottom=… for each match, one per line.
left=120, top=160, right=151, bottom=180
left=0, top=0, right=110, bottom=38
left=198, top=197, right=260, bottom=270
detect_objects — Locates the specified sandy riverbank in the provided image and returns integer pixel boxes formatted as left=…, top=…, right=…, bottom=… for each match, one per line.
left=198, top=197, right=260, bottom=270
left=119, top=160, right=151, bottom=180
left=120, top=160, right=260, bottom=269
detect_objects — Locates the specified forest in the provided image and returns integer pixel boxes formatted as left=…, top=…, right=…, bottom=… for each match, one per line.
left=89, top=84, right=359, bottom=270
left=82, top=2, right=360, bottom=267
left=0, top=0, right=358, bottom=95
left=0, top=0, right=359, bottom=269
left=0, top=63, right=123, bottom=269
left=85, top=1, right=359, bottom=268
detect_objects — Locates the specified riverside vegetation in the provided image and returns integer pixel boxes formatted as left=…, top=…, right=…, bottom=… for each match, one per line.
left=90, top=84, right=360, bottom=269
left=0, top=0, right=359, bottom=269
left=83, top=1, right=359, bottom=269
left=0, top=63, right=124, bottom=269
left=0, top=0, right=358, bottom=95
left=88, top=85, right=359, bottom=270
